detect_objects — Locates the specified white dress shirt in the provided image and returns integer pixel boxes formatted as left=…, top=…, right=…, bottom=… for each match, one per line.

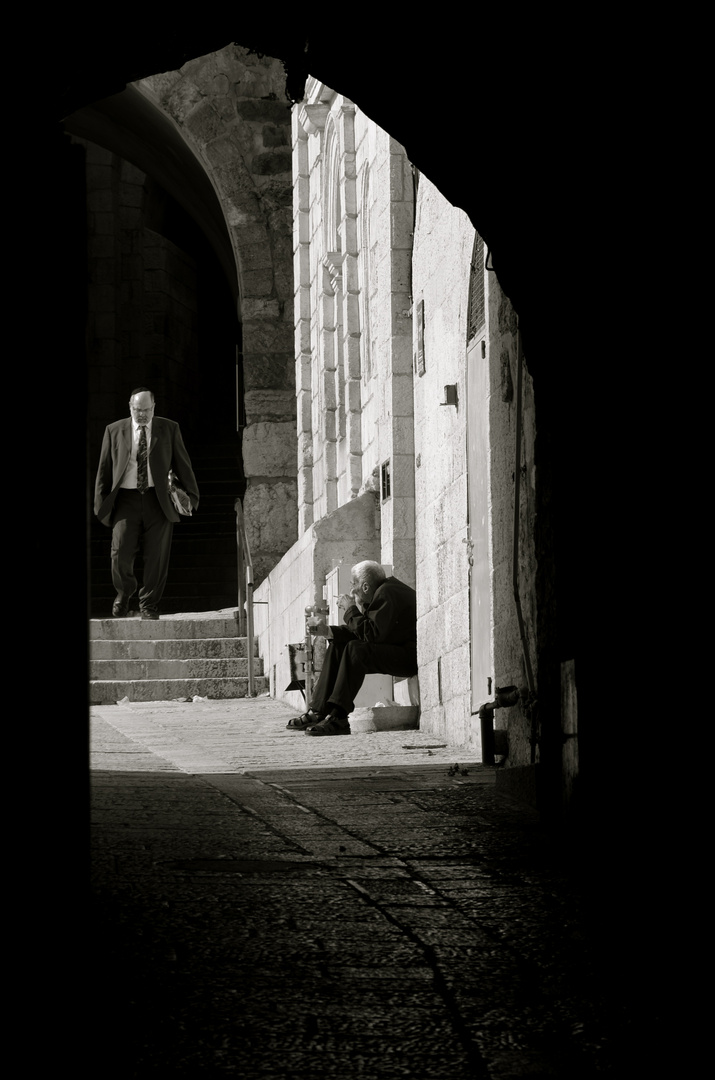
left=120, top=419, right=155, bottom=490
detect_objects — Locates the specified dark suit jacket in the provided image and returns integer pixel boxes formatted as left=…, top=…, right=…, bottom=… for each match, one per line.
left=332, top=577, right=417, bottom=648
left=94, top=416, right=199, bottom=527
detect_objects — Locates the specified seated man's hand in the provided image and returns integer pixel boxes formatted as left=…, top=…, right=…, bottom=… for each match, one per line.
left=348, top=586, right=369, bottom=613
left=337, top=593, right=353, bottom=611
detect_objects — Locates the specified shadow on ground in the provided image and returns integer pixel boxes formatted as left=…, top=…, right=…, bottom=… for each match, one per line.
left=89, top=749, right=654, bottom=1078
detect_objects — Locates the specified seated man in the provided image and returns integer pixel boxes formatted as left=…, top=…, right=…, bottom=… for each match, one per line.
left=288, top=561, right=418, bottom=736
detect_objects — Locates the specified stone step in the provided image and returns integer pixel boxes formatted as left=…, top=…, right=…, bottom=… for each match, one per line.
left=349, top=706, right=420, bottom=733
left=89, top=589, right=239, bottom=609
left=90, top=657, right=262, bottom=679
left=90, top=676, right=269, bottom=705
left=88, top=608, right=268, bottom=703
left=90, top=637, right=252, bottom=660
left=89, top=616, right=240, bottom=640
left=89, top=594, right=240, bottom=618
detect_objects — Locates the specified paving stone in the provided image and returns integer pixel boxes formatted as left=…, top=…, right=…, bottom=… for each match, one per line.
left=89, top=698, right=648, bottom=1077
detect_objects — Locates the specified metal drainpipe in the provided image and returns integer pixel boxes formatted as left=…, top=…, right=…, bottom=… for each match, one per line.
left=245, top=563, right=255, bottom=698
left=235, top=499, right=255, bottom=697
left=512, top=323, right=538, bottom=761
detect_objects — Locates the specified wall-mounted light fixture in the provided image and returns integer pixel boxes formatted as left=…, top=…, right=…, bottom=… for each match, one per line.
left=440, top=385, right=458, bottom=407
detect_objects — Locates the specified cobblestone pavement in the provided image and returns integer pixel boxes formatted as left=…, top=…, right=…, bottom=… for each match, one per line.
left=89, top=697, right=649, bottom=1077
left=89, top=695, right=480, bottom=773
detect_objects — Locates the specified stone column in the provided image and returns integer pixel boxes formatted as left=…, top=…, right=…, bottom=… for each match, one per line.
left=336, top=104, right=363, bottom=503
left=293, top=109, right=314, bottom=535
left=375, top=135, right=416, bottom=583
left=318, top=258, right=339, bottom=517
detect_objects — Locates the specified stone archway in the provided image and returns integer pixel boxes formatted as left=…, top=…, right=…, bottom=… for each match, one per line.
left=67, top=43, right=298, bottom=587
left=28, top=25, right=671, bottom=1023
left=136, top=47, right=298, bottom=584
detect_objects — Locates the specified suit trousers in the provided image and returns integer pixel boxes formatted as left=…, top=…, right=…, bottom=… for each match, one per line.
left=309, top=638, right=418, bottom=717
left=110, top=488, right=174, bottom=612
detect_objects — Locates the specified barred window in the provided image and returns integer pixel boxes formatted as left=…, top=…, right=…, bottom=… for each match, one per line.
left=467, top=232, right=485, bottom=344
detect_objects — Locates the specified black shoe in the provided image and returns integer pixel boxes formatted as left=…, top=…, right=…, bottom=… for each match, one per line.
left=140, top=610, right=160, bottom=620
left=112, top=600, right=128, bottom=617
left=305, top=712, right=351, bottom=736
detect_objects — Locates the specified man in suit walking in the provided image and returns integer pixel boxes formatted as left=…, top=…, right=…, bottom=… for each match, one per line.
left=94, top=387, right=199, bottom=619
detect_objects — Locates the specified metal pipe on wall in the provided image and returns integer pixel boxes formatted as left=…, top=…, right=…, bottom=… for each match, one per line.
left=512, top=323, right=535, bottom=694
left=512, top=324, right=538, bottom=762
left=235, top=499, right=255, bottom=697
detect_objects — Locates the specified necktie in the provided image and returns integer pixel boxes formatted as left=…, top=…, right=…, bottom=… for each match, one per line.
left=137, top=426, right=148, bottom=494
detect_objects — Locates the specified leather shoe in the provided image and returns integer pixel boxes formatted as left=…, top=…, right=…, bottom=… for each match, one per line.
left=141, top=610, right=160, bottom=620
left=305, top=712, right=351, bottom=736
left=112, top=600, right=128, bottom=617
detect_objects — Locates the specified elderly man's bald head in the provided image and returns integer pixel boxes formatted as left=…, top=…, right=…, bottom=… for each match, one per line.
left=350, top=561, right=386, bottom=606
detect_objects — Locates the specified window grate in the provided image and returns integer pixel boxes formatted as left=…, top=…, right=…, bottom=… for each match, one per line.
left=467, top=233, right=485, bottom=343
left=381, top=460, right=391, bottom=502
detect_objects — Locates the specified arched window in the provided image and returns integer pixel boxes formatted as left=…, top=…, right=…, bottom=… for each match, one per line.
left=359, top=165, right=373, bottom=380
left=322, top=117, right=342, bottom=254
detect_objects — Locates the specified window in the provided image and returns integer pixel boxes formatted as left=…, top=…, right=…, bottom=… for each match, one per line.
left=381, top=460, right=391, bottom=501
left=467, top=232, right=485, bottom=344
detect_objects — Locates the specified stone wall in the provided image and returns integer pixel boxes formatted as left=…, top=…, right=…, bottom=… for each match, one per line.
left=411, top=178, right=474, bottom=744
left=486, top=275, right=538, bottom=768
left=260, top=95, right=540, bottom=765
left=254, top=492, right=381, bottom=709
left=411, top=177, right=539, bottom=763
left=292, top=81, right=415, bottom=585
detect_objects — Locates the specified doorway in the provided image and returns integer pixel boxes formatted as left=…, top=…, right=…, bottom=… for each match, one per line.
left=465, top=234, right=494, bottom=727
left=467, top=331, right=494, bottom=717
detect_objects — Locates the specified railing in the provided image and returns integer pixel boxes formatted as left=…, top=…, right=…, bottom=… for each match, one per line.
left=234, top=498, right=255, bottom=697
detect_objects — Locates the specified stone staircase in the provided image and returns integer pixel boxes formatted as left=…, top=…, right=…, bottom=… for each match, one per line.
left=89, top=612, right=267, bottom=704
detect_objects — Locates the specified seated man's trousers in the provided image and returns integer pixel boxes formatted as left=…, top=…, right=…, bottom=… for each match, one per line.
left=309, top=638, right=418, bottom=717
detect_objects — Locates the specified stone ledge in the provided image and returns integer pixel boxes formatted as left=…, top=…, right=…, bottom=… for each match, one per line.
left=90, top=658, right=260, bottom=679
left=349, top=705, right=420, bottom=733
left=89, top=615, right=240, bottom=640
left=89, top=676, right=269, bottom=705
